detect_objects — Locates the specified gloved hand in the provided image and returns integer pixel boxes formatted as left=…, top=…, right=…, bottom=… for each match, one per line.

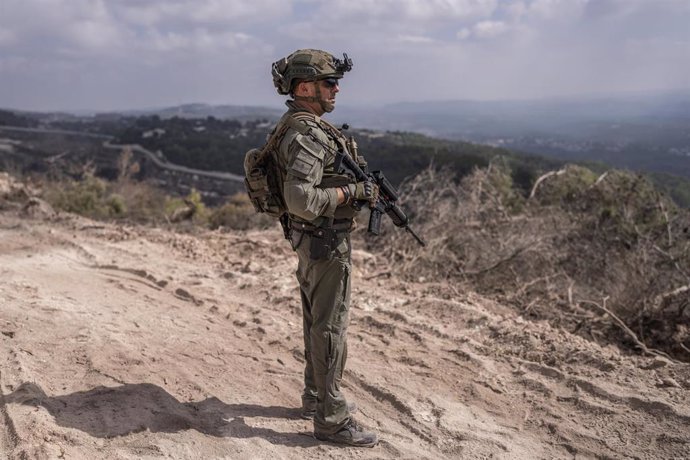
left=349, top=180, right=379, bottom=205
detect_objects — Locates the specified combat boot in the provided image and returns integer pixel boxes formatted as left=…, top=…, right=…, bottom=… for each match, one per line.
left=301, top=400, right=357, bottom=420
left=314, top=419, right=378, bottom=447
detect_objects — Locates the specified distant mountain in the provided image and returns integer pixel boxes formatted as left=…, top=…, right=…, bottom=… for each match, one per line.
left=331, top=89, right=690, bottom=136
left=3, top=89, right=689, bottom=181
left=110, top=103, right=283, bottom=121
left=328, top=90, right=690, bottom=181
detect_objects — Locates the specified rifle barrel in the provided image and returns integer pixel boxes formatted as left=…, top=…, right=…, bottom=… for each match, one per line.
left=405, top=226, right=426, bottom=247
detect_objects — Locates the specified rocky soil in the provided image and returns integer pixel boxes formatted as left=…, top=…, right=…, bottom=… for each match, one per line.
left=1, top=207, right=689, bottom=459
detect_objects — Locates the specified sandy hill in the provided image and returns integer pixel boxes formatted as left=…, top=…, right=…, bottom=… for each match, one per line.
left=1, top=205, right=689, bottom=460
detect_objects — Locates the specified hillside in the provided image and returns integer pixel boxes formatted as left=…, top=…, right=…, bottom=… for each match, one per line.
left=0, top=160, right=690, bottom=459
left=4, top=105, right=690, bottom=207
left=2, top=168, right=690, bottom=459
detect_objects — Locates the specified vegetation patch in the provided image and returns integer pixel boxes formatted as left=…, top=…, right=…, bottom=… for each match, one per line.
left=366, top=163, right=690, bottom=361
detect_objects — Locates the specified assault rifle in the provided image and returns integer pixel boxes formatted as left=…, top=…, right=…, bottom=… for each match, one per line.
left=335, top=151, right=426, bottom=247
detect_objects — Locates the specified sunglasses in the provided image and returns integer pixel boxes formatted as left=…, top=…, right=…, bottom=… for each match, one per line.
left=321, top=78, right=339, bottom=88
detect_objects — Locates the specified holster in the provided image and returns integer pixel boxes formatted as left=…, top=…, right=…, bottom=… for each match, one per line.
left=288, top=217, right=352, bottom=260
left=279, top=213, right=291, bottom=240
left=309, top=227, right=338, bottom=260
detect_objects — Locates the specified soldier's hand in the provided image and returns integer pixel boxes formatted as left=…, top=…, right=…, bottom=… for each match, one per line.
left=351, top=180, right=379, bottom=205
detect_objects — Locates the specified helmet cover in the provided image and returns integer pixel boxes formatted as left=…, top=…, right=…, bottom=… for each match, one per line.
left=272, top=49, right=352, bottom=95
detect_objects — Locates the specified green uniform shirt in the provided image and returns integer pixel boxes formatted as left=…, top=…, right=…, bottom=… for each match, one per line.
left=277, top=101, right=358, bottom=225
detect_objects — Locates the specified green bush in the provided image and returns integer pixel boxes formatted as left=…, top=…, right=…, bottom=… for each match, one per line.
left=489, top=162, right=526, bottom=213
left=531, top=165, right=598, bottom=207
left=106, top=194, right=127, bottom=216
left=46, top=175, right=109, bottom=217
left=164, top=189, right=208, bottom=223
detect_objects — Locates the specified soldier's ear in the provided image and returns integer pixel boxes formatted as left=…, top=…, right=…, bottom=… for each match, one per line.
left=294, top=81, right=305, bottom=96
left=294, top=80, right=313, bottom=96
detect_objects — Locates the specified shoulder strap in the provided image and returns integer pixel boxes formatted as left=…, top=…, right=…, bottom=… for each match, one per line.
left=255, top=113, right=298, bottom=163
left=286, top=112, right=349, bottom=151
left=317, top=117, right=344, bottom=138
left=266, top=111, right=353, bottom=162
left=251, top=111, right=321, bottom=168
left=284, top=111, right=320, bottom=136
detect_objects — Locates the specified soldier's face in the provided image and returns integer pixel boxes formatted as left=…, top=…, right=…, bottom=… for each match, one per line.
left=316, top=78, right=339, bottom=113
left=295, top=79, right=340, bottom=115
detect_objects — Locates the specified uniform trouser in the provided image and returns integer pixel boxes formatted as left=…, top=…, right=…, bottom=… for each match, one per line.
left=294, top=230, right=352, bottom=435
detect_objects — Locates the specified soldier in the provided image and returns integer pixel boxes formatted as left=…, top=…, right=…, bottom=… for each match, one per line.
left=270, top=49, right=379, bottom=447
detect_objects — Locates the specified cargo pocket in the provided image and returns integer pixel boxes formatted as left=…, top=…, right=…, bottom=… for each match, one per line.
left=326, top=331, right=337, bottom=370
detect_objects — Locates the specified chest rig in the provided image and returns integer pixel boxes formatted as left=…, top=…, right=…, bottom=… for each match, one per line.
left=278, top=111, right=367, bottom=259
left=285, top=112, right=365, bottom=177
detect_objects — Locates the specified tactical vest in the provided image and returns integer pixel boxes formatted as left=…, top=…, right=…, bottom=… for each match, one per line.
left=244, top=108, right=366, bottom=222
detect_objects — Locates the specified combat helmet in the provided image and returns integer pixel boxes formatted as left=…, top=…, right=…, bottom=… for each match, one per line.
left=272, top=49, right=353, bottom=95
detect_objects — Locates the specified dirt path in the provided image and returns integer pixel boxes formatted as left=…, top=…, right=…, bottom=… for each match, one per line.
left=1, top=210, right=689, bottom=459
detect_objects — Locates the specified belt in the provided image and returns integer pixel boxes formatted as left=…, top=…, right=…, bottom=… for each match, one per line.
left=289, top=218, right=353, bottom=233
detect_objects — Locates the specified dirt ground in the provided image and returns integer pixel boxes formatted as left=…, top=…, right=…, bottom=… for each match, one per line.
left=1, top=208, right=689, bottom=459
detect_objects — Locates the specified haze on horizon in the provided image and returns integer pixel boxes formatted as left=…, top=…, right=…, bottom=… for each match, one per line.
left=1, top=0, right=689, bottom=113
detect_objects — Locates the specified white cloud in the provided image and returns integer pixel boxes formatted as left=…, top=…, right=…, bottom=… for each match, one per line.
left=318, top=0, right=498, bottom=22
left=501, top=0, right=527, bottom=20
left=404, top=0, right=498, bottom=20
left=397, top=34, right=435, bottom=44
left=65, top=19, right=127, bottom=52
left=1, top=0, right=689, bottom=110
left=145, top=29, right=254, bottom=52
left=191, top=0, right=289, bottom=22
left=456, top=28, right=471, bottom=40
left=1, top=0, right=124, bottom=53
left=116, top=0, right=289, bottom=26
left=0, top=0, right=280, bottom=59
left=456, top=19, right=515, bottom=40
left=525, top=0, right=588, bottom=20
left=472, top=20, right=508, bottom=38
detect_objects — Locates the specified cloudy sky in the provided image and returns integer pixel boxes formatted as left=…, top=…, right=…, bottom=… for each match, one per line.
left=1, top=0, right=689, bottom=111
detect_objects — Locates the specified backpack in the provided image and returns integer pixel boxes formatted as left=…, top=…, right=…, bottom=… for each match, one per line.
left=243, top=133, right=287, bottom=218
left=243, top=112, right=315, bottom=218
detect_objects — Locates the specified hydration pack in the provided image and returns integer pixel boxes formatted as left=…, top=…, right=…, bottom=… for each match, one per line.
left=243, top=112, right=320, bottom=218
left=243, top=123, right=289, bottom=218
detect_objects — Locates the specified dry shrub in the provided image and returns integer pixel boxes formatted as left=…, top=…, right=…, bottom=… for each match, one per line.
left=369, top=164, right=690, bottom=360
left=37, top=149, right=168, bottom=223
left=41, top=173, right=169, bottom=222
left=0, top=171, right=36, bottom=208
left=39, top=166, right=275, bottom=231
left=369, top=163, right=533, bottom=281
left=111, top=180, right=167, bottom=222
left=208, top=192, right=276, bottom=230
